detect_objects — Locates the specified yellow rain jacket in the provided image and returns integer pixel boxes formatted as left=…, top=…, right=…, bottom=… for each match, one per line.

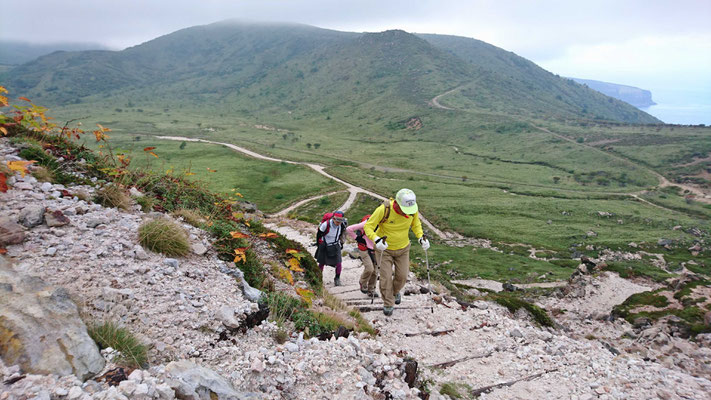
left=364, top=199, right=423, bottom=250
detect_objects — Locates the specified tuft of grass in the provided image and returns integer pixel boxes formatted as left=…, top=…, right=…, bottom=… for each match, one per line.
left=95, top=184, right=131, bottom=210
left=138, top=218, right=190, bottom=256
left=439, top=382, right=462, bottom=399
left=31, top=165, right=55, bottom=182
left=73, top=189, right=90, bottom=202
left=172, top=208, right=206, bottom=227
left=266, top=291, right=303, bottom=325
left=87, top=321, right=147, bottom=368
left=135, top=195, right=156, bottom=212
left=323, top=291, right=349, bottom=312
left=273, top=327, right=289, bottom=344
left=348, top=309, right=377, bottom=336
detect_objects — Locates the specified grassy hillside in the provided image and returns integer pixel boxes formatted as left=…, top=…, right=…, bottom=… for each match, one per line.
left=418, top=34, right=657, bottom=123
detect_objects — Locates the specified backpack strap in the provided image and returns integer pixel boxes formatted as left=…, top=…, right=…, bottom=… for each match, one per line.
left=373, top=199, right=391, bottom=233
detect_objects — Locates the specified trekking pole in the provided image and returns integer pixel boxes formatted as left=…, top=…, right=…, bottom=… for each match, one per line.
left=372, top=236, right=387, bottom=305
left=425, top=247, right=434, bottom=313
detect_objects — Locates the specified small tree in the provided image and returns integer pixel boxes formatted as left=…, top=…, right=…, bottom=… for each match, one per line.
left=307, top=143, right=312, bottom=149
left=179, top=141, right=187, bottom=150
left=314, top=143, right=321, bottom=149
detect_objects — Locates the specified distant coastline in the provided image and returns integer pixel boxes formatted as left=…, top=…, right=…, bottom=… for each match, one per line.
left=639, top=87, right=711, bottom=126
left=571, top=77, right=656, bottom=108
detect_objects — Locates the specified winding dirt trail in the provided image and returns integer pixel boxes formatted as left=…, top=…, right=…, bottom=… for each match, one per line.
left=157, top=136, right=447, bottom=239
left=428, top=86, right=460, bottom=110
left=427, top=87, right=710, bottom=206
left=531, top=126, right=711, bottom=205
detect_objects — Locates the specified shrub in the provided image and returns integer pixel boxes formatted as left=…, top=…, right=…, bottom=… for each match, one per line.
left=172, top=208, right=206, bottom=227
left=87, top=321, right=147, bottom=368
left=138, top=218, right=190, bottom=256
left=95, top=184, right=131, bottom=210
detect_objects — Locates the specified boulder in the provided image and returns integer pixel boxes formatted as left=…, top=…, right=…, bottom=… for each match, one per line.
left=0, top=218, right=26, bottom=246
left=0, top=257, right=105, bottom=380
left=18, top=206, right=45, bottom=228
left=45, top=210, right=70, bottom=227
left=191, top=243, right=208, bottom=256
left=165, top=360, right=259, bottom=399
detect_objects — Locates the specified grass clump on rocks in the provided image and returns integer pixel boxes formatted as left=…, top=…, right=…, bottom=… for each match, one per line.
left=31, top=165, right=55, bottom=183
left=95, top=184, right=131, bottom=210
left=134, top=195, right=156, bottom=213
left=172, top=208, right=206, bottom=227
left=488, top=292, right=555, bottom=327
left=138, top=217, right=190, bottom=257
left=87, top=321, right=147, bottom=368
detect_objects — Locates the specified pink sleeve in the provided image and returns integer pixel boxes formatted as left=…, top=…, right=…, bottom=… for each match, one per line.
left=346, top=221, right=366, bottom=240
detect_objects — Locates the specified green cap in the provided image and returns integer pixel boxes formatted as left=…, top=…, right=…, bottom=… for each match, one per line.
left=395, top=188, right=418, bottom=214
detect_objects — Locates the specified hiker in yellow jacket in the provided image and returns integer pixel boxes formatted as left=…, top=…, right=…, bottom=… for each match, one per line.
left=364, top=188, right=430, bottom=316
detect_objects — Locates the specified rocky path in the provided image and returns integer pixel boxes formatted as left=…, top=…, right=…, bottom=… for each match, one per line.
left=265, top=217, right=711, bottom=400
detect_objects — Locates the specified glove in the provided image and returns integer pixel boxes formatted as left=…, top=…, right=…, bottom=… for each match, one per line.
left=375, top=236, right=388, bottom=251
left=419, top=237, right=430, bottom=251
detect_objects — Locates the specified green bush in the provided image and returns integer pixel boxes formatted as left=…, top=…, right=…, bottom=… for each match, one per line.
left=138, top=218, right=190, bottom=256
left=87, top=321, right=147, bottom=368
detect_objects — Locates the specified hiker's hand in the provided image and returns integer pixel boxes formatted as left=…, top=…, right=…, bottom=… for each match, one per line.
left=375, top=236, right=388, bottom=251
left=419, top=237, right=430, bottom=251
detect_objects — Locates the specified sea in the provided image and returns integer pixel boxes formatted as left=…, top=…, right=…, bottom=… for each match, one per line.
left=640, top=87, right=711, bottom=126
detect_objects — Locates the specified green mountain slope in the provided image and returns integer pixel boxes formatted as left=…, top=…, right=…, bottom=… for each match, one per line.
left=418, top=34, right=658, bottom=123
left=2, top=20, right=659, bottom=124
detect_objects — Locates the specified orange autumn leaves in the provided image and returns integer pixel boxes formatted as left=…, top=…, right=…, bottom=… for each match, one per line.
left=1, top=160, right=37, bottom=193
left=228, top=228, right=313, bottom=302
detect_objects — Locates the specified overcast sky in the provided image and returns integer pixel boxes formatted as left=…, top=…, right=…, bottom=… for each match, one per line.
left=1, top=0, right=710, bottom=93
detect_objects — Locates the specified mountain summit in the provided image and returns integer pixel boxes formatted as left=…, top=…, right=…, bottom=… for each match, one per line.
left=2, top=21, right=658, bottom=124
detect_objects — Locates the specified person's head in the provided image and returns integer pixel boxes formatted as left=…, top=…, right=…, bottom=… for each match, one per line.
left=332, top=210, right=346, bottom=225
left=395, top=188, right=418, bottom=215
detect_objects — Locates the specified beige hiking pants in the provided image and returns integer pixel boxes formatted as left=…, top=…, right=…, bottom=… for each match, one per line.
left=376, top=244, right=410, bottom=307
left=358, top=249, right=377, bottom=291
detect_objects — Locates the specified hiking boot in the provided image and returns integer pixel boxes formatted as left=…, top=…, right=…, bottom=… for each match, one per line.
left=360, top=284, right=368, bottom=294
left=383, top=306, right=394, bottom=316
left=334, top=276, right=342, bottom=286
left=394, top=292, right=402, bottom=305
left=368, top=290, right=379, bottom=298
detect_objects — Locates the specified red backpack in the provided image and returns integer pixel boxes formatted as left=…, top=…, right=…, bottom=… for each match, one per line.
left=319, top=211, right=346, bottom=237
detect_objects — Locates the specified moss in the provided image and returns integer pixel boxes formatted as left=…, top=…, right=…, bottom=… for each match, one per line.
left=673, top=279, right=710, bottom=301
left=488, top=292, right=555, bottom=327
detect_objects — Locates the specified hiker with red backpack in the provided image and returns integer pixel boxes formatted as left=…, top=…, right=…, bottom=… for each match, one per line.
left=346, top=214, right=378, bottom=296
left=364, top=189, right=430, bottom=316
left=315, top=210, right=348, bottom=286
